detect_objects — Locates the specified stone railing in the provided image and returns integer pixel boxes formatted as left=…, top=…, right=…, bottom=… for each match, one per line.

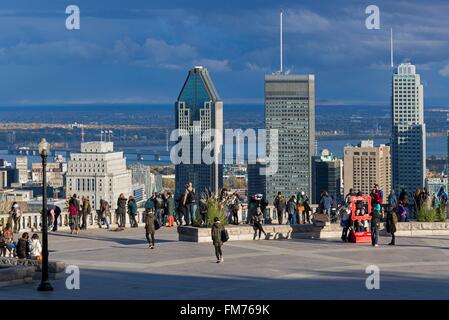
left=0, top=209, right=147, bottom=232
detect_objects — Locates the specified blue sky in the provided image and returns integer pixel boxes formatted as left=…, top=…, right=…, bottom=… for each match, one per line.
left=1, top=0, right=449, bottom=106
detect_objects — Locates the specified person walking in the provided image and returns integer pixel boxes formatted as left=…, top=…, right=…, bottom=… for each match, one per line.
left=211, top=217, right=225, bottom=263
left=253, top=203, right=267, bottom=240
left=273, top=192, right=286, bottom=225
left=127, top=196, right=138, bottom=228
left=385, top=205, right=398, bottom=246
left=287, top=195, right=297, bottom=225
left=68, top=194, right=80, bottom=235
left=165, top=191, right=176, bottom=227
left=319, top=191, right=333, bottom=222
left=370, top=204, right=382, bottom=247
left=10, top=202, right=22, bottom=233
left=16, top=232, right=30, bottom=259
left=51, top=205, right=62, bottom=232
left=144, top=208, right=156, bottom=249
left=154, top=193, right=165, bottom=226
left=80, top=196, right=91, bottom=230
left=29, top=233, right=43, bottom=260
left=116, top=194, right=127, bottom=228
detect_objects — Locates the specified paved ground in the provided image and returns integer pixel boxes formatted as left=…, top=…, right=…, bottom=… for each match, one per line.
left=2, top=226, right=449, bottom=299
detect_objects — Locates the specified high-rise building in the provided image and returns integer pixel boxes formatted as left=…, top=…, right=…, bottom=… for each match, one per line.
left=175, top=66, right=223, bottom=197
left=343, top=140, right=391, bottom=197
left=247, top=159, right=267, bottom=198
left=31, top=162, right=65, bottom=187
left=66, top=141, right=132, bottom=209
left=312, top=149, right=342, bottom=204
left=392, top=63, right=426, bottom=193
left=264, top=74, right=315, bottom=202
left=129, top=163, right=163, bottom=199
left=15, top=156, right=28, bottom=184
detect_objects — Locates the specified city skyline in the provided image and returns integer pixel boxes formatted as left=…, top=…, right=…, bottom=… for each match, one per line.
left=1, top=1, right=449, bottom=106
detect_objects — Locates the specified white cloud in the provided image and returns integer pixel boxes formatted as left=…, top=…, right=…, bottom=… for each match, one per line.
left=193, top=58, right=230, bottom=72
left=439, top=64, right=449, bottom=77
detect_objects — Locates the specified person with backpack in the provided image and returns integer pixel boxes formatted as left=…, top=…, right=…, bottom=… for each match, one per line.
left=273, top=192, right=286, bottom=225
left=144, top=207, right=157, bottom=249
left=68, top=194, right=80, bottom=235
left=385, top=205, right=398, bottom=246
left=127, top=195, right=138, bottom=228
left=211, top=217, right=225, bottom=263
left=116, top=194, right=127, bottom=228
left=370, top=204, right=382, bottom=247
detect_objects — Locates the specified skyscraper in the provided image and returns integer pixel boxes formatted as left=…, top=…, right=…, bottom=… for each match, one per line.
left=15, top=156, right=28, bottom=184
left=392, top=63, right=426, bottom=193
left=264, top=74, right=315, bottom=202
left=312, top=149, right=342, bottom=204
left=343, top=140, right=391, bottom=197
left=175, top=66, right=223, bottom=197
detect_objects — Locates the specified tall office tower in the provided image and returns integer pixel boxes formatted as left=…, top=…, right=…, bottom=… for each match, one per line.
left=15, top=156, right=28, bottom=184
left=129, top=163, right=163, bottom=199
left=175, top=66, right=223, bottom=197
left=264, top=74, right=315, bottom=202
left=247, top=159, right=267, bottom=198
left=343, top=140, right=391, bottom=197
left=392, top=63, right=426, bottom=193
left=66, top=141, right=132, bottom=210
left=312, top=149, right=342, bottom=204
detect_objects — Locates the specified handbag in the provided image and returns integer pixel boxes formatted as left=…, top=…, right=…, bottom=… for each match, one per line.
left=221, top=229, right=229, bottom=242
left=154, top=219, right=161, bottom=230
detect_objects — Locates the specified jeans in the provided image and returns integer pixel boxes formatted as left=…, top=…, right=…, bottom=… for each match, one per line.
left=214, top=245, right=222, bottom=260
left=288, top=213, right=296, bottom=225
left=146, top=232, right=155, bottom=246
left=185, top=203, right=196, bottom=225
left=371, top=225, right=379, bottom=246
left=341, top=226, right=349, bottom=241
left=156, top=209, right=164, bottom=226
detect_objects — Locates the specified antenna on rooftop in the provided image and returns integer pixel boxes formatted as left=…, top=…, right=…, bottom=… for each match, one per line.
left=280, top=11, right=283, bottom=74
left=390, top=28, right=394, bottom=70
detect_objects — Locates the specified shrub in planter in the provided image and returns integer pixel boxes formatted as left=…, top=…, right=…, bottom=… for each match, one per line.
left=435, top=208, right=447, bottom=222
left=417, top=208, right=436, bottom=222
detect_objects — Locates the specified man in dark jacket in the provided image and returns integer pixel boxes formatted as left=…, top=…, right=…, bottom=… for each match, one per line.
left=144, top=208, right=156, bottom=249
left=211, top=217, right=225, bottom=263
left=52, top=205, right=62, bottom=232
left=370, top=204, right=382, bottom=247
left=273, top=192, right=286, bottom=225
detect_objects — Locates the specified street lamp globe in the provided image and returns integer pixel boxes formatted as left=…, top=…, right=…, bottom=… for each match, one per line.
left=38, top=138, right=50, bottom=157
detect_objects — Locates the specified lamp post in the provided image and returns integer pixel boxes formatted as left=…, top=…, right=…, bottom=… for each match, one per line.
left=37, top=138, right=53, bottom=291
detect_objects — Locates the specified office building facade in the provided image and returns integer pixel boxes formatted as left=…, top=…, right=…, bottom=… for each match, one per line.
left=264, top=74, right=315, bottom=202
left=175, top=66, right=223, bottom=197
left=312, top=149, right=342, bottom=204
left=392, top=63, right=426, bottom=193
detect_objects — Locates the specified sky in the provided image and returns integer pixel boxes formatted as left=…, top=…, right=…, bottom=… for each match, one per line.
left=1, top=0, right=449, bottom=106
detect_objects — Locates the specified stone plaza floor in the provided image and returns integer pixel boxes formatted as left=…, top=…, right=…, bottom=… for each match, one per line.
left=2, top=226, right=449, bottom=299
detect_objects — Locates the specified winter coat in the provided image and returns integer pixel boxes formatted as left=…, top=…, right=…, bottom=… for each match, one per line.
left=286, top=199, right=296, bottom=215
left=16, top=238, right=29, bottom=259
left=128, top=200, right=138, bottom=216
left=370, top=210, right=381, bottom=228
left=144, top=198, right=155, bottom=210
left=166, top=197, right=175, bottom=216
left=320, top=195, right=332, bottom=210
left=211, top=221, right=224, bottom=246
left=273, top=195, right=286, bottom=210
left=116, top=198, right=127, bottom=215
left=145, top=211, right=156, bottom=234
left=29, top=239, right=42, bottom=258
left=386, top=210, right=398, bottom=234
left=82, top=198, right=91, bottom=214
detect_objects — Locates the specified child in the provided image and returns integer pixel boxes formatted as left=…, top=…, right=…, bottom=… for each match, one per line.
left=29, top=233, right=43, bottom=260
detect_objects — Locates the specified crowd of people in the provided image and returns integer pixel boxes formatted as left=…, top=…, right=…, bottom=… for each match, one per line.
left=0, top=224, right=42, bottom=259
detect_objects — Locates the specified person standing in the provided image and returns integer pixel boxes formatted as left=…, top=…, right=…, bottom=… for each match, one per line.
left=144, top=208, right=156, bottom=249
left=127, top=196, right=138, bottom=228
left=3, top=224, right=15, bottom=257
left=155, top=193, right=165, bottom=227
left=10, top=202, right=22, bottom=233
left=199, top=196, right=208, bottom=226
left=385, top=205, right=398, bottom=246
left=229, top=193, right=240, bottom=225
left=99, top=199, right=111, bottom=229
left=370, top=204, right=382, bottom=247
left=51, top=205, right=62, bottom=232
left=116, top=194, right=127, bottom=228
left=253, top=203, right=267, bottom=240
left=80, top=196, right=91, bottom=230
left=68, top=194, right=80, bottom=235
left=165, top=191, right=176, bottom=227
left=183, top=182, right=196, bottom=226
left=319, top=191, right=332, bottom=221
left=388, top=190, right=398, bottom=209
left=286, top=195, right=297, bottom=225
left=211, top=217, right=225, bottom=263
left=301, top=192, right=312, bottom=224
left=273, top=192, right=286, bottom=225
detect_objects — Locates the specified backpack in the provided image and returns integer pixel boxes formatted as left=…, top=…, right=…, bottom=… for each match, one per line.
left=154, top=219, right=161, bottom=230
left=69, top=204, right=78, bottom=216
left=221, top=229, right=229, bottom=242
